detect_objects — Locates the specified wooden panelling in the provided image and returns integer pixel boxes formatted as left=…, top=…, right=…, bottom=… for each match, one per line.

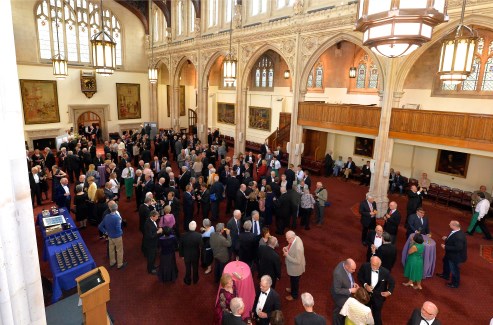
left=297, top=103, right=380, bottom=135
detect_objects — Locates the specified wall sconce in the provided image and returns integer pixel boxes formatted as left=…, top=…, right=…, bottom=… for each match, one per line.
left=349, top=67, right=357, bottom=78
left=284, top=70, right=290, bottom=79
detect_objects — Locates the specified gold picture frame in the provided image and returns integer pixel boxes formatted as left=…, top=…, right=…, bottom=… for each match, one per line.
left=249, top=106, right=271, bottom=131
left=116, top=83, right=141, bottom=120
left=435, top=149, right=470, bottom=178
left=353, top=137, right=375, bottom=158
left=20, top=79, right=60, bottom=125
left=217, top=103, right=235, bottom=125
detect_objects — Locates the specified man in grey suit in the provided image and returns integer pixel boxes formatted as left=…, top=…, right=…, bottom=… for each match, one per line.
left=331, top=258, right=359, bottom=325
left=283, top=231, right=305, bottom=301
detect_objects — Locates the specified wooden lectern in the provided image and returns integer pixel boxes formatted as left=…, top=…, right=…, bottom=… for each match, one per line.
left=75, top=267, right=111, bottom=325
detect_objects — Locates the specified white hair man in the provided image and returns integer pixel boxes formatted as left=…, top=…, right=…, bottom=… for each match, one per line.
left=180, top=220, right=203, bottom=285
left=283, top=231, right=306, bottom=301
left=294, top=292, right=326, bottom=324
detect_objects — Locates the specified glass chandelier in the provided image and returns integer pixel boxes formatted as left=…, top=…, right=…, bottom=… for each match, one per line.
left=355, top=0, right=448, bottom=58
left=223, top=2, right=237, bottom=85
left=91, top=0, right=116, bottom=75
left=52, top=0, right=67, bottom=79
left=437, top=0, right=478, bottom=85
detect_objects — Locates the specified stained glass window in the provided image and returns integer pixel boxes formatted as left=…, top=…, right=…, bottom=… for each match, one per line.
left=481, top=57, right=493, bottom=91
left=306, top=63, right=323, bottom=90
left=356, top=64, right=366, bottom=88
left=253, top=55, right=274, bottom=90
left=462, top=58, right=480, bottom=91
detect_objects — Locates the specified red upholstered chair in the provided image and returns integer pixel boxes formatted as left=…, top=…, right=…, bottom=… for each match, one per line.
left=436, top=186, right=451, bottom=206
left=427, top=183, right=440, bottom=199
left=408, top=178, right=419, bottom=187
left=449, top=188, right=464, bottom=208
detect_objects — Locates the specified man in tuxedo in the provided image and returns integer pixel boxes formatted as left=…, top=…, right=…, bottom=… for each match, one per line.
left=238, top=220, right=258, bottom=268
left=360, top=160, right=371, bottom=186
left=55, top=177, right=71, bottom=209
left=209, top=175, right=224, bottom=221
left=382, top=201, right=401, bottom=244
left=407, top=301, right=441, bottom=325
left=183, top=184, right=195, bottom=231
left=226, top=210, right=243, bottom=257
left=180, top=221, right=202, bottom=285
left=406, top=185, right=424, bottom=222
left=235, top=184, right=248, bottom=215
left=294, top=292, right=326, bottom=325
left=437, top=220, right=467, bottom=288
left=342, top=157, right=356, bottom=181
left=29, top=166, right=43, bottom=207
left=406, top=208, right=430, bottom=238
left=257, top=236, right=281, bottom=289
left=143, top=211, right=163, bottom=274
left=197, top=183, right=210, bottom=220
left=372, top=232, right=397, bottom=273
left=357, top=256, right=395, bottom=325
left=283, top=231, right=305, bottom=301
left=65, top=150, right=81, bottom=183
left=359, top=193, right=377, bottom=246
left=365, top=225, right=384, bottom=261
left=331, top=258, right=359, bottom=325
left=252, top=275, right=281, bottom=325
left=179, top=166, right=192, bottom=192
left=222, top=297, right=247, bottom=325
left=226, top=171, right=241, bottom=214
left=285, top=164, right=296, bottom=190
left=274, top=187, right=291, bottom=235
left=303, top=171, right=312, bottom=190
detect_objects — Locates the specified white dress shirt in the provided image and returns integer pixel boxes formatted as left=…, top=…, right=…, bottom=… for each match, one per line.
left=371, top=270, right=379, bottom=288
left=256, top=288, right=270, bottom=315
left=475, top=199, right=490, bottom=220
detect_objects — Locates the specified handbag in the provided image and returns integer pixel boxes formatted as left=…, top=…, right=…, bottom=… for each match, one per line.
left=210, top=193, right=217, bottom=202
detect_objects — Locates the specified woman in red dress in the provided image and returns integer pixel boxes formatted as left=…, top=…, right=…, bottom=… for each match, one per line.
left=213, top=273, right=237, bottom=325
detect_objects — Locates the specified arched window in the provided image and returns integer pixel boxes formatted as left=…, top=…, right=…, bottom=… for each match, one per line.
left=225, top=0, right=234, bottom=23
left=189, top=0, right=196, bottom=33
left=36, top=0, right=122, bottom=66
left=349, top=51, right=379, bottom=92
left=277, top=0, right=295, bottom=9
left=152, top=4, right=168, bottom=43
left=252, top=0, right=267, bottom=16
left=436, top=28, right=493, bottom=95
left=208, top=0, right=219, bottom=27
left=306, top=62, right=324, bottom=92
left=177, top=0, right=184, bottom=36
left=252, top=55, right=274, bottom=90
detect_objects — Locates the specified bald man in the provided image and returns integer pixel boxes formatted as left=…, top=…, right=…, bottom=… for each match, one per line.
left=331, top=258, right=359, bottom=325
left=358, top=256, right=395, bottom=325
left=366, top=225, right=384, bottom=261
left=407, top=301, right=441, bottom=325
left=383, top=201, right=401, bottom=244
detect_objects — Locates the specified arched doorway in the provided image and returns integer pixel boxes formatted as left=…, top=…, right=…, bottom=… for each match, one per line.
left=77, top=111, right=102, bottom=136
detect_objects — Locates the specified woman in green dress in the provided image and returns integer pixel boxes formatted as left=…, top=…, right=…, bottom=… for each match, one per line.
left=403, top=233, right=425, bottom=290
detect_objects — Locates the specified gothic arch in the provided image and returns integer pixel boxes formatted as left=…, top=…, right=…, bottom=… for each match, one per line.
left=173, top=55, right=198, bottom=86
left=394, top=14, right=493, bottom=91
left=201, top=50, right=228, bottom=91
left=299, top=32, right=385, bottom=96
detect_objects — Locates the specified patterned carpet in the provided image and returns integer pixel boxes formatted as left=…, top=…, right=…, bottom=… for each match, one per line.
left=480, top=245, right=493, bottom=264
left=34, top=165, right=493, bottom=324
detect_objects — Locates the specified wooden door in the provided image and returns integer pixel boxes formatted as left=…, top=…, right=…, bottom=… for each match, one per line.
left=302, top=129, right=327, bottom=161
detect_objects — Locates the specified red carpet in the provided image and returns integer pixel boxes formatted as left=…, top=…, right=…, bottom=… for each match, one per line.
left=35, top=166, right=493, bottom=324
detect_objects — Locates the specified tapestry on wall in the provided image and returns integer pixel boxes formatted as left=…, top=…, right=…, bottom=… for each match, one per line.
left=179, top=85, right=186, bottom=116
left=353, top=137, right=374, bottom=158
left=116, top=83, right=141, bottom=120
left=436, top=149, right=470, bottom=178
left=248, top=106, right=271, bottom=131
left=20, top=79, right=60, bottom=125
left=217, top=103, right=235, bottom=125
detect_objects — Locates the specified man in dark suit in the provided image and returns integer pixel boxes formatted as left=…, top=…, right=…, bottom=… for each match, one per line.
left=250, top=211, right=264, bottom=240
left=285, top=164, right=296, bottom=190
left=139, top=197, right=152, bottom=253
left=197, top=183, right=210, bottom=220
left=226, top=171, right=241, bottom=214
left=382, top=201, right=401, bottom=244
left=65, top=150, right=81, bottom=183
left=330, top=258, right=359, bottom=325
left=406, top=185, right=423, bottom=221
left=359, top=193, right=377, bottom=245
left=358, top=256, right=395, bottom=325
left=143, top=211, right=163, bottom=274
left=226, top=210, right=243, bottom=257
left=437, top=220, right=467, bottom=288
left=252, top=275, right=281, bottom=325
left=407, top=301, right=441, bottom=325
left=324, top=151, right=334, bottom=177
left=406, top=208, right=430, bottom=238
left=29, top=167, right=43, bottom=207
left=303, top=171, right=312, bottom=190
left=179, top=166, right=192, bottom=192
left=209, top=175, right=224, bottom=221
left=238, top=220, right=258, bottom=268
left=274, top=187, right=291, bottom=235
left=182, top=184, right=195, bottom=231
left=222, top=297, right=247, bottom=325
left=342, top=157, right=356, bottom=180
left=390, top=171, right=405, bottom=194
left=235, top=184, right=248, bottom=215
left=359, top=160, right=371, bottom=186
left=257, top=236, right=281, bottom=289
left=365, top=225, right=384, bottom=261
left=372, top=232, right=397, bottom=273
left=179, top=221, right=202, bottom=285
left=260, top=140, right=269, bottom=159
left=142, top=174, right=154, bottom=196
left=294, top=292, right=326, bottom=325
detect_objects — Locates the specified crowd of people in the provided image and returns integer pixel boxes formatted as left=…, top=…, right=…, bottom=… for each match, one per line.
left=27, top=125, right=489, bottom=324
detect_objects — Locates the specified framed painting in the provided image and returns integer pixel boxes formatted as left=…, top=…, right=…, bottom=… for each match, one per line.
left=20, top=80, right=60, bottom=124
left=166, top=85, right=171, bottom=117
left=217, top=103, right=235, bottom=125
left=179, top=85, right=186, bottom=116
left=249, top=106, right=271, bottom=131
left=353, top=137, right=374, bottom=158
left=435, top=149, right=470, bottom=178
left=116, top=83, right=141, bottom=120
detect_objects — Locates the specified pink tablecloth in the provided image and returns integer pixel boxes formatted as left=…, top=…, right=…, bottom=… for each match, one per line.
left=216, top=261, right=255, bottom=319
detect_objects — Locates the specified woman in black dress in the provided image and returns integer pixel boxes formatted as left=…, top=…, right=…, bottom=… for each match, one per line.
left=74, top=184, right=89, bottom=229
left=158, top=227, right=178, bottom=283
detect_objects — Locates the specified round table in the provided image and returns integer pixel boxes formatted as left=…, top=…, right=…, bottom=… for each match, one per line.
left=401, top=234, right=436, bottom=278
left=216, top=261, right=255, bottom=319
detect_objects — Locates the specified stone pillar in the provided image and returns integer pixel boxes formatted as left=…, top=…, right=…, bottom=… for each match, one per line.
left=149, top=82, right=158, bottom=122
left=197, top=86, right=208, bottom=144
left=0, top=1, right=46, bottom=323
left=172, top=86, right=180, bottom=131
left=235, top=87, right=247, bottom=154
left=392, top=91, right=405, bottom=108
left=288, top=33, right=303, bottom=166
left=370, top=58, right=399, bottom=216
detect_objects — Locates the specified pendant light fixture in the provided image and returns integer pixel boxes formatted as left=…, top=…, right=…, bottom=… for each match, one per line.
left=284, top=70, right=290, bottom=79
left=355, top=0, right=448, bottom=58
left=349, top=43, right=357, bottom=78
left=437, top=0, right=478, bottom=85
left=223, top=0, right=237, bottom=86
left=148, top=0, right=158, bottom=84
left=52, top=0, right=68, bottom=79
left=91, top=0, right=116, bottom=75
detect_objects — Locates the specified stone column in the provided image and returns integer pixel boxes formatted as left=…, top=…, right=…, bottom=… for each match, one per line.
left=287, top=32, right=303, bottom=166
left=197, top=86, right=208, bottom=144
left=149, top=82, right=158, bottom=122
left=235, top=87, right=247, bottom=154
left=0, top=1, right=46, bottom=324
left=172, top=86, right=180, bottom=132
left=369, top=58, right=399, bottom=216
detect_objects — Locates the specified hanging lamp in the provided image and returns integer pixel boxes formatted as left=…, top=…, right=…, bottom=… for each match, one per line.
left=223, top=1, right=237, bottom=86
left=355, top=0, right=448, bottom=58
left=349, top=44, right=357, bottom=78
left=91, top=0, right=116, bottom=75
left=148, top=0, right=158, bottom=83
left=437, top=0, right=478, bottom=85
left=52, top=0, right=68, bottom=79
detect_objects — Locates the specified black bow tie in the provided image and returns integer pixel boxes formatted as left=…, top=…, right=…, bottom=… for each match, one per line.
left=261, top=291, right=267, bottom=295
left=372, top=270, right=379, bottom=274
